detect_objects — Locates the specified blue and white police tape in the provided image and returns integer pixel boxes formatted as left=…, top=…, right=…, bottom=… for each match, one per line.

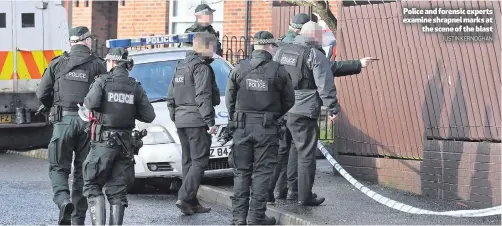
left=317, top=140, right=502, bottom=217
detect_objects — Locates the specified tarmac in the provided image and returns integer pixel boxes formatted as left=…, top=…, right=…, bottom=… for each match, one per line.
left=6, top=147, right=502, bottom=225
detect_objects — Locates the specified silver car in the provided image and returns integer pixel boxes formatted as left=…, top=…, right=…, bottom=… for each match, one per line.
left=127, top=47, right=233, bottom=191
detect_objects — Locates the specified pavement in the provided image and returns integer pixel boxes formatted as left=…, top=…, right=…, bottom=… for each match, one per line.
left=207, top=160, right=501, bottom=225
left=0, top=153, right=232, bottom=225
left=4, top=148, right=502, bottom=225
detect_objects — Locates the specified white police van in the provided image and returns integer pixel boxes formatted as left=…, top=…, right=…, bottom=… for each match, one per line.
left=106, top=33, right=233, bottom=191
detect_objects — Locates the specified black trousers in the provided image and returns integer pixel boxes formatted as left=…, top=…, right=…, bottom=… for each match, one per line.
left=268, top=127, right=291, bottom=196
left=177, top=126, right=211, bottom=205
left=287, top=113, right=318, bottom=203
left=230, top=117, right=279, bottom=222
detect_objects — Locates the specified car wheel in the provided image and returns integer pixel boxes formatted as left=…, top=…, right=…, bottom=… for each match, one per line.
left=169, top=179, right=182, bottom=192
left=127, top=179, right=144, bottom=194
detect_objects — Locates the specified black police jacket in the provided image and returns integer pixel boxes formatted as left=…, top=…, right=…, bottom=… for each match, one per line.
left=84, top=66, right=156, bottom=130
left=226, top=50, right=295, bottom=120
left=166, top=51, right=219, bottom=128
left=36, top=45, right=107, bottom=111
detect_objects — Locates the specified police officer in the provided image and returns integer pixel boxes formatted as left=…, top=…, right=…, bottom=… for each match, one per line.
left=35, top=26, right=106, bottom=225
left=82, top=48, right=156, bottom=225
left=226, top=31, right=295, bottom=225
left=270, top=21, right=378, bottom=204
left=278, top=13, right=310, bottom=44
left=184, top=3, right=223, bottom=57
left=166, top=33, right=219, bottom=215
left=274, top=21, right=338, bottom=206
left=267, top=13, right=324, bottom=204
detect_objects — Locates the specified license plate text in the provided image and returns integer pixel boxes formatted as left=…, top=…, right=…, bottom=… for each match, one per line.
left=210, top=146, right=230, bottom=159
left=0, top=114, right=12, bottom=123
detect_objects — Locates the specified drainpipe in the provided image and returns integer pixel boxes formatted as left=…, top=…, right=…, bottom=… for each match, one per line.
left=244, top=0, right=251, bottom=56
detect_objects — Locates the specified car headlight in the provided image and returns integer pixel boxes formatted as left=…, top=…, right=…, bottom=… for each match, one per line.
left=136, top=123, right=174, bottom=145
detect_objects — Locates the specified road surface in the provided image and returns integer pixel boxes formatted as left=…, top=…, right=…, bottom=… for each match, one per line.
left=0, top=153, right=232, bottom=225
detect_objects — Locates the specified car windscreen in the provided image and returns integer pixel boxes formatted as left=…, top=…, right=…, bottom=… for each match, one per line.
left=128, top=59, right=230, bottom=102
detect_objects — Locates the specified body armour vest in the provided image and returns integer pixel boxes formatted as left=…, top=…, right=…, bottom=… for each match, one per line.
left=99, top=73, right=137, bottom=129
left=172, top=54, right=207, bottom=107
left=235, top=59, right=282, bottom=114
left=276, top=44, right=316, bottom=90
left=54, top=54, right=98, bottom=111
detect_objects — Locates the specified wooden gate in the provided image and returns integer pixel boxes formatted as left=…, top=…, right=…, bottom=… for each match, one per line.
left=271, top=2, right=313, bottom=39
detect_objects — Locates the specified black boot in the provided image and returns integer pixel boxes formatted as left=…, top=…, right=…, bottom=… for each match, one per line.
left=88, top=196, right=106, bottom=225
left=248, top=215, right=276, bottom=225
left=287, top=191, right=317, bottom=201
left=109, top=205, right=125, bottom=225
left=298, top=193, right=325, bottom=206
left=71, top=218, right=85, bottom=226
left=175, top=200, right=194, bottom=215
left=58, top=200, right=74, bottom=225
left=231, top=195, right=248, bottom=226
left=274, top=190, right=287, bottom=200
left=230, top=218, right=247, bottom=225
left=286, top=190, right=298, bottom=200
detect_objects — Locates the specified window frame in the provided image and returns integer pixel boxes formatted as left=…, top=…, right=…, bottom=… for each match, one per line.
left=21, top=13, right=35, bottom=28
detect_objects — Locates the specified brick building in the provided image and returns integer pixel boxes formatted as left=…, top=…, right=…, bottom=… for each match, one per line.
left=65, top=0, right=339, bottom=54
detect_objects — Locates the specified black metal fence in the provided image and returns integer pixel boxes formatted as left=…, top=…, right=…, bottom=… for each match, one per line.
left=221, top=35, right=254, bottom=65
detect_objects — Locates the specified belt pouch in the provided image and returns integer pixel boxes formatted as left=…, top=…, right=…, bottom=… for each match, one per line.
left=49, top=106, right=62, bottom=123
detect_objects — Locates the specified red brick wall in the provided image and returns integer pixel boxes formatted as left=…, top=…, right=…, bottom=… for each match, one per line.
left=117, top=0, right=169, bottom=38
left=223, top=0, right=273, bottom=37
left=331, top=141, right=501, bottom=208
left=71, top=0, right=93, bottom=30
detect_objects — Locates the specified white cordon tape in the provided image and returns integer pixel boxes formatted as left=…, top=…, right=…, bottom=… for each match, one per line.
left=317, top=141, right=502, bottom=217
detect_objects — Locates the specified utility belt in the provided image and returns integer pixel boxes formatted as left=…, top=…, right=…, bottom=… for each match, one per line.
left=230, top=111, right=280, bottom=129
left=91, top=127, right=132, bottom=143
left=49, top=105, right=79, bottom=123
left=91, top=128, right=147, bottom=160
left=102, top=130, right=132, bottom=142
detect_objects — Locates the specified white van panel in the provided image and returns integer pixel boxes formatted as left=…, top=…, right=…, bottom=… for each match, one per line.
left=0, top=1, right=14, bottom=91
left=43, top=2, right=69, bottom=52
left=0, top=1, right=13, bottom=51
left=0, top=1, right=68, bottom=93
left=15, top=1, right=44, bottom=51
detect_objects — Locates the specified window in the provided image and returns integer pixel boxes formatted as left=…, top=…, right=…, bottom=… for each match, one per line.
left=171, top=23, right=177, bottom=34
left=129, top=58, right=230, bottom=101
left=0, top=13, right=6, bottom=28
left=172, top=0, right=178, bottom=17
left=21, top=13, right=34, bottom=28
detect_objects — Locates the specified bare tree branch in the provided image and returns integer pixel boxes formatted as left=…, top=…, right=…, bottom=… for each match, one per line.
left=208, top=0, right=224, bottom=4
left=283, top=0, right=337, bottom=37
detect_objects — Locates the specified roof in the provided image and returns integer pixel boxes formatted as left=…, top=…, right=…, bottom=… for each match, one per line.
left=128, top=47, right=224, bottom=64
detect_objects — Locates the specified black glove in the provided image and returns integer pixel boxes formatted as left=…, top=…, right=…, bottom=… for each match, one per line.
left=277, top=118, right=287, bottom=140
left=35, top=105, right=50, bottom=116
left=219, top=121, right=236, bottom=146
